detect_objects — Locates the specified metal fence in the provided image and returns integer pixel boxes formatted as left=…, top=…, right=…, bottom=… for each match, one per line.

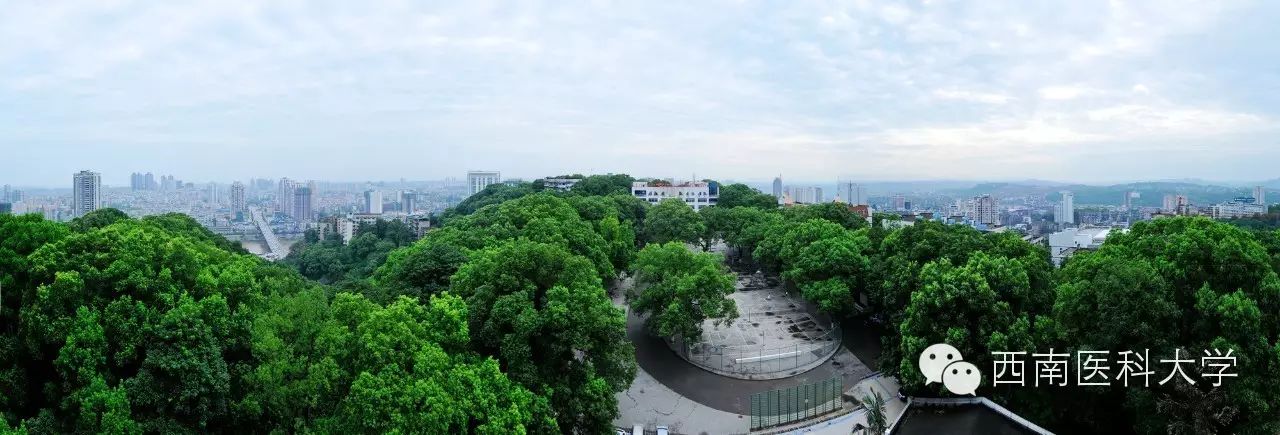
left=674, top=322, right=842, bottom=377
left=749, top=376, right=844, bottom=430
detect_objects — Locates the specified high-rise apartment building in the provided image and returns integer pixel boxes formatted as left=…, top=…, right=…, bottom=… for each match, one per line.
left=972, top=194, right=998, bottom=225
left=277, top=178, right=296, bottom=217
left=72, top=170, right=102, bottom=217
left=1056, top=191, right=1075, bottom=224
left=786, top=186, right=823, bottom=204
left=144, top=172, right=156, bottom=190
left=307, top=180, right=319, bottom=215
left=364, top=189, right=383, bottom=214
left=293, top=187, right=313, bottom=221
left=838, top=182, right=868, bottom=206
left=891, top=195, right=906, bottom=211
left=230, top=182, right=246, bottom=219
left=1162, top=194, right=1190, bottom=214
left=772, top=176, right=783, bottom=200
left=1255, top=186, right=1267, bottom=205
left=467, top=171, right=502, bottom=196
left=400, top=190, right=418, bottom=214
left=207, top=182, right=220, bottom=205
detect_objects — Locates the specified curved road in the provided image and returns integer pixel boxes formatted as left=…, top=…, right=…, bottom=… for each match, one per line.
left=628, top=309, right=871, bottom=414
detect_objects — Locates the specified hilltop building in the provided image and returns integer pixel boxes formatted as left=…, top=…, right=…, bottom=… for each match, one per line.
left=631, top=180, right=719, bottom=210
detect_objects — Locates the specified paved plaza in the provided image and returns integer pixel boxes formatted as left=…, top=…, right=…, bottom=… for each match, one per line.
left=679, top=272, right=842, bottom=379
left=612, top=250, right=895, bottom=434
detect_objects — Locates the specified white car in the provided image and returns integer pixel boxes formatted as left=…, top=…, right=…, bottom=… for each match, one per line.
left=656, top=425, right=669, bottom=435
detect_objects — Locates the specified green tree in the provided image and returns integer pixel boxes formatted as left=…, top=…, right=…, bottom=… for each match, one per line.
left=861, top=391, right=887, bottom=435
left=643, top=198, right=705, bottom=246
left=459, top=193, right=616, bottom=281
left=441, top=183, right=535, bottom=223
left=1048, top=217, right=1280, bottom=433
left=783, top=229, right=874, bottom=315
left=599, top=214, right=637, bottom=273
left=897, top=253, right=1044, bottom=394
left=629, top=242, right=737, bottom=340
left=449, top=240, right=635, bottom=433
left=67, top=208, right=129, bottom=233
left=714, top=183, right=777, bottom=209
left=570, top=174, right=635, bottom=197
left=781, top=202, right=867, bottom=230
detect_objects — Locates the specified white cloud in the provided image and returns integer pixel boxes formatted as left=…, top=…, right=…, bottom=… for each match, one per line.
left=932, top=89, right=1013, bottom=104
left=1038, top=86, right=1091, bottom=100
left=0, top=0, right=1277, bottom=185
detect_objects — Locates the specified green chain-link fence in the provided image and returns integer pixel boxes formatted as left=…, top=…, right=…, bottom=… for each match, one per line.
left=749, top=376, right=843, bottom=430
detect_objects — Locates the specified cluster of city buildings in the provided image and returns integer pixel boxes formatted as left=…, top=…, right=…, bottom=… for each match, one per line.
left=129, top=172, right=193, bottom=192
left=4, top=171, right=1276, bottom=269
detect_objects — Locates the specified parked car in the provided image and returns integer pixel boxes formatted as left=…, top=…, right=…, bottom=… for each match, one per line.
left=656, top=425, right=669, bottom=435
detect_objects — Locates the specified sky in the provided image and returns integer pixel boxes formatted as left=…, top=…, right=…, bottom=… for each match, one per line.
left=3, top=0, right=1280, bottom=187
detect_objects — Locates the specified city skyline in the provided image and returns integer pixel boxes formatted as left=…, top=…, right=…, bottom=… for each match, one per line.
left=5, top=168, right=1280, bottom=191
left=4, top=1, right=1280, bottom=186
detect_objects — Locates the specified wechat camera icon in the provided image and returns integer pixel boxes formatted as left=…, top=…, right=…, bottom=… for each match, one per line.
left=919, top=343, right=980, bottom=396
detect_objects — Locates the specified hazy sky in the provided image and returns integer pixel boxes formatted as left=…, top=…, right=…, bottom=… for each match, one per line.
left=3, top=0, right=1280, bottom=187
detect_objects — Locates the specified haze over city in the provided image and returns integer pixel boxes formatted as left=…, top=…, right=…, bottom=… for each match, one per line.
left=5, top=0, right=1280, bottom=186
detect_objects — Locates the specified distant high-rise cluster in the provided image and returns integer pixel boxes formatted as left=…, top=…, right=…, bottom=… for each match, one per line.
left=400, top=190, right=418, bottom=214
left=972, top=194, right=998, bottom=225
left=947, top=195, right=998, bottom=225
left=1, top=184, right=21, bottom=204
left=293, top=187, right=313, bottom=220
left=207, top=182, right=220, bottom=205
left=1056, top=191, right=1075, bottom=224
left=786, top=186, right=823, bottom=204
left=891, top=194, right=907, bottom=211
left=364, top=189, right=383, bottom=214
left=230, top=182, right=246, bottom=219
left=72, top=170, right=102, bottom=217
left=838, top=182, right=867, bottom=206
left=467, top=171, right=502, bottom=196
left=272, top=178, right=318, bottom=221
left=129, top=172, right=159, bottom=191
left=277, top=178, right=295, bottom=217
left=1162, top=194, right=1190, bottom=215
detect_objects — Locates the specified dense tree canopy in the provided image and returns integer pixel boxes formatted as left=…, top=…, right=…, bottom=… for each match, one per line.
left=1046, top=218, right=1280, bottom=434
left=569, top=174, right=635, bottom=197
left=370, top=189, right=643, bottom=433
left=243, top=291, right=558, bottom=434
left=7, top=173, right=1279, bottom=435
left=284, top=218, right=416, bottom=287
left=450, top=240, right=635, bottom=433
left=0, top=210, right=585, bottom=433
left=441, top=182, right=535, bottom=223
left=643, top=198, right=705, bottom=246
left=1, top=212, right=288, bottom=433
left=714, top=183, right=777, bottom=209
left=629, top=242, right=737, bottom=340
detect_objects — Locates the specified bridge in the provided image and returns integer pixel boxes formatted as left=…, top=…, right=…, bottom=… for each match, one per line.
left=250, top=208, right=285, bottom=261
